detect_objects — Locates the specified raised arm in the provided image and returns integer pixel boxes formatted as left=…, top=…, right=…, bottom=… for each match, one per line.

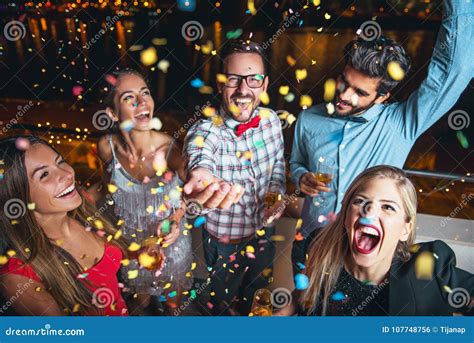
left=391, top=0, right=474, bottom=140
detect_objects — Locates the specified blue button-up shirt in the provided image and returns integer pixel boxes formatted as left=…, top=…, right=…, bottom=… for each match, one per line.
left=290, top=0, right=474, bottom=237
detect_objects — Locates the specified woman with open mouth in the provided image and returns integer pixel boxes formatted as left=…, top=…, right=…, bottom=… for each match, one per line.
left=0, top=136, right=129, bottom=316
left=293, top=165, right=472, bottom=316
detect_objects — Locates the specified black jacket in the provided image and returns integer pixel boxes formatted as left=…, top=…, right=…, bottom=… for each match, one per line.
left=390, top=240, right=473, bottom=316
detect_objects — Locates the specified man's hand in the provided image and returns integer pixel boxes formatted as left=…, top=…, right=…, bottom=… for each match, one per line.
left=183, top=168, right=244, bottom=210
left=299, top=172, right=330, bottom=197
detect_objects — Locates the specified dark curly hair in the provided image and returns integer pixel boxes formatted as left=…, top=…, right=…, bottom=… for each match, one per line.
left=220, top=40, right=268, bottom=74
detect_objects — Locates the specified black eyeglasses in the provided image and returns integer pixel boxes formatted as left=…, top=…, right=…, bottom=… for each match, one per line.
left=221, top=73, right=266, bottom=88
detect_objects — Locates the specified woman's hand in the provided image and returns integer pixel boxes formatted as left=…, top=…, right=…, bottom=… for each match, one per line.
left=162, top=221, right=180, bottom=246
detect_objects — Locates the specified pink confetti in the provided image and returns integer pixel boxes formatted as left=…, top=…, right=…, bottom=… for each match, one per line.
left=142, top=176, right=150, bottom=184
left=72, top=85, right=84, bottom=97
left=105, top=74, right=117, bottom=86
left=164, top=171, right=173, bottom=182
left=246, top=252, right=256, bottom=259
left=207, top=302, right=214, bottom=309
left=15, top=138, right=30, bottom=151
left=327, top=212, right=337, bottom=223
left=95, top=230, right=105, bottom=237
left=229, top=254, right=236, bottom=262
left=317, top=215, right=327, bottom=223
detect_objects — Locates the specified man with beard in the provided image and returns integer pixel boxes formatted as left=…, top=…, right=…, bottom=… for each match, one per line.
left=290, top=0, right=473, bottom=276
left=183, top=40, right=286, bottom=315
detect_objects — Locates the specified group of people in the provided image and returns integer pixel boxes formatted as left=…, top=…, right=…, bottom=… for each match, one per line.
left=0, top=0, right=472, bottom=316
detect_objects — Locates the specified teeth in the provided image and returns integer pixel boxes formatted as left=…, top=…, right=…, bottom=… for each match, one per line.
left=360, top=227, right=379, bottom=236
left=56, top=184, right=75, bottom=198
left=136, top=111, right=149, bottom=117
left=234, top=98, right=251, bottom=104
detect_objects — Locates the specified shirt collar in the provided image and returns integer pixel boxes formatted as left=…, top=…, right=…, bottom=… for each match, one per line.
left=329, top=103, right=384, bottom=123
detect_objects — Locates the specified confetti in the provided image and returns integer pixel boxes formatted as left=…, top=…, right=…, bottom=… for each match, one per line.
left=157, top=59, right=170, bottom=73
left=72, top=85, right=84, bottom=97
left=194, top=216, right=206, bottom=228
left=152, top=38, right=168, bottom=46
left=203, top=106, right=217, bottom=117
left=148, top=117, right=163, bottom=131
left=415, top=251, right=434, bottom=280
left=138, top=252, right=158, bottom=270
left=216, top=73, right=228, bottom=84
left=323, top=78, right=336, bottom=102
left=456, top=131, right=469, bottom=149
left=294, top=273, right=309, bottom=290
left=27, top=202, right=35, bottom=210
left=140, top=47, right=158, bottom=66
left=284, top=93, right=295, bottom=102
left=15, top=138, right=30, bottom=150
left=279, top=85, right=290, bottom=96
left=194, top=136, right=205, bottom=148
left=326, top=102, right=335, bottom=114
left=259, top=92, right=270, bottom=105
left=286, top=55, right=296, bottom=66
left=119, top=120, right=134, bottom=132
left=387, top=61, right=405, bottom=81
left=226, top=29, right=243, bottom=39
left=295, top=232, right=304, bottom=241
left=270, top=235, right=285, bottom=242
left=128, top=242, right=141, bottom=252
left=295, top=69, right=308, bottom=81
left=324, top=13, right=331, bottom=20
left=0, top=256, right=8, bottom=265
left=127, top=270, right=139, bottom=279
left=190, top=78, right=204, bottom=88
left=300, top=95, right=313, bottom=108
left=107, top=184, right=118, bottom=193
left=105, top=74, right=117, bottom=86
left=191, top=262, right=197, bottom=270
left=199, top=86, right=213, bottom=94
left=247, top=0, right=257, bottom=15
left=331, top=291, right=346, bottom=301
left=94, top=220, right=104, bottom=230
left=258, top=108, right=271, bottom=119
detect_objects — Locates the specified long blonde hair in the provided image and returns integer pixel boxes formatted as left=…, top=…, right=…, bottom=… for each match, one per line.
left=0, top=136, right=128, bottom=315
left=301, top=165, right=417, bottom=314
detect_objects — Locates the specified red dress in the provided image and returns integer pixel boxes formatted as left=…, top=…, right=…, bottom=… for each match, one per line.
left=0, top=243, right=128, bottom=316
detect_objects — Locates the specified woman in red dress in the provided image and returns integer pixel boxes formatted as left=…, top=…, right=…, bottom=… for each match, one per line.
left=0, top=136, right=128, bottom=316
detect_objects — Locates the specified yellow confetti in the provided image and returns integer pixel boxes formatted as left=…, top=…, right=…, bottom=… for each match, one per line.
left=35, top=286, right=41, bottom=292
left=216, top=73, right=228, bottom=83
left=270, top=235, right=286, bottom=242
left=243, top=151, right=253, bottom=160
left=259, top=92, right=270, bottom=105
left=94, top=220, right=104, bottom=230
left=212, top=116, right=224, bottom=126
left=6, top=250, right=16, bottom=257
left=387, top=61, right=405, bottom=81
left=311, top=59, right=317, bottom=65
left=72, top=304, right=81, bottom=313
left=201, top=40, right=213, bottom=54
left=107, top=234, right=113, bottom=242
left=191, top=262, right=197, bottom=270
left=296, top=218, right=303, bottom=229
left=287, top=114, right=297, bottom=125
left=229, top=103, right=241, bottom=116
left=279, top=85, right=290, bottom=96
left=247, top=0, right=256, bottom=15
left=164, top=283, right=172, bottom=290
left=127, top=270, right=139, bottom=279
left=300, top=95, right=313, bottom=108
left=203, top=107, right=217, bottom=117
left=117, top=219, right=125, bottom=226
left=121, top=259, right=130, bottom=266
left=295, top=68, right=308, bottom=81
left=186, top=272, right=192, bottom=277
left=286, top=55, right=296, bottom=66
left=199, top=86, right=213, bottom=94
left=443, top=285, right=453, bottom=294
left=107, top=184, right=118, bottom=194
left=323, top=78, right=336, bottom=102
left=414, top=251, right=434, bottom=280
left=128, top=242, right=141, bottom=252
left=140, top=47, right=158, bottom=66
left=324, top=13, right=331, bottom=20
left=313, top=0, right=320, bottom=5
left=151, top=188, right=158, bottom=195
left=27, top=202, right=35, bottom=210
left=138, top=252, right=157, bottom=270
left=258, top=108, right=271, bottom=119
left=0, top=256, right=8, bottom=265
left=194, top=136, right=205, bottom=148
left=409, top=244, right=421, bottom=253
left=246, top=245, right=255, bottom=254
left=256, top=229, right=266, bottom=237
left=146, top=205, right=154, bottom=214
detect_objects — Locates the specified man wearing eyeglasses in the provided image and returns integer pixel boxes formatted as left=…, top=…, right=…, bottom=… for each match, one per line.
left=289, top=0, right=473, bottom=277
left=183, top=40, right=286, bottom=315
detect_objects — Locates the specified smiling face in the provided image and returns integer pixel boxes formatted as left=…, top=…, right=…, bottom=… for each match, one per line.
left=218, top=52, right=268, bottom=122
left=334, top=65, right=389, bottom=116
left=107, top=73, right=154, bottom=131
left=25, top=143, right=82, bottom=215
left=345, top=177, right=413, bottom=269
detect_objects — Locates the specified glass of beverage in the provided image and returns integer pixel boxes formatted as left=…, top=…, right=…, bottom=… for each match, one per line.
left=312, top=156, right=335, bottom=207
left=250, top=288, right=273, bottom=316
left=129, top=237, right=165, bottom=271
left=263, top=180, right=283, bottom=226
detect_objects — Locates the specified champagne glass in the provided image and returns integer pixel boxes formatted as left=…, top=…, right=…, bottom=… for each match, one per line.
left=312, top=156, right=335, bottom=207
left=250, top=288, right=273, bottom=316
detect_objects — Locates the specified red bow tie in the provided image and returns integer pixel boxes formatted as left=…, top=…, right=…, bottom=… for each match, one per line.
left=235, top=115, right=261, bottom=137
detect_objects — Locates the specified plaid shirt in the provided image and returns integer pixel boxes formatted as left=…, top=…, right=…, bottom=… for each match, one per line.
left=184, top=107, right=286, bottom=240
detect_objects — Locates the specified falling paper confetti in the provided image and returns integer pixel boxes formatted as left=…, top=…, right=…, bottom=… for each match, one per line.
left=294, top=273, right=309, bottom=290
left=140, top=47, right=158, bottom=66
left=300, top=95, right=313, bottom=108
left=259, top=92, right=270, bottom=105
left=331, top=291, right=346, bottom=301
left=190, top=78, right=205, bottom=88
left=387, top=61, right=405, bottom=81
left=279, top=85, right=290, bottom=96
left=120, top=120, right=134, bottom=132
left=157, top=59, right=170, bottom=73
left=324, top=78, right=336, bottom=102
left=295, top=69, right=308, bottom=81
left=415, top=251, right=435, bottom=280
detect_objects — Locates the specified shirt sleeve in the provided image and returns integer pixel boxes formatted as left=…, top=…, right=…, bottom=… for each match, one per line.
left=183, top=120, right=218, bottom=176
left=289, top=110, right=310, bottom=188
left=0, top=258, right=41, bottom=283
left=390, top=0, right=474, bottom=141
left=269, top=112, right=287, bottom=195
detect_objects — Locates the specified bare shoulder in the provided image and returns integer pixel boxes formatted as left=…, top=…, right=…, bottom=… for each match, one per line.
left=151, top=130, right=173, bottom=149
left=97, top=134, right=113, bottom=163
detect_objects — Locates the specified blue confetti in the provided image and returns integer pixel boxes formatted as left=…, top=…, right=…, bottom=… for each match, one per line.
left=177, top=0, right=196, bottom=12
left=298, top=20, right=304, bottom=27
left=296, top=262, right=306, bottom=271
left=331, top=291, right=346, bottom=301
left=190, top=78, right=204, bottom=88
left=359, top=217, right=374, bottom=226
left=159, top=295, right=167, bottom=302
left=168, top=291, right=177, bottom=298
left=194, top=216, right=206, bottom=227
left=294, top=273, right=309, bottom=290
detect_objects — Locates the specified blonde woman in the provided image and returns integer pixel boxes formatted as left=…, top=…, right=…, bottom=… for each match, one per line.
left=283, top=165, right=473, bottom=316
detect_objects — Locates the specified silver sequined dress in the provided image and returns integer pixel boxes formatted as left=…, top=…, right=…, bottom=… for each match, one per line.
left=106, top=135, right=193, bottom=296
